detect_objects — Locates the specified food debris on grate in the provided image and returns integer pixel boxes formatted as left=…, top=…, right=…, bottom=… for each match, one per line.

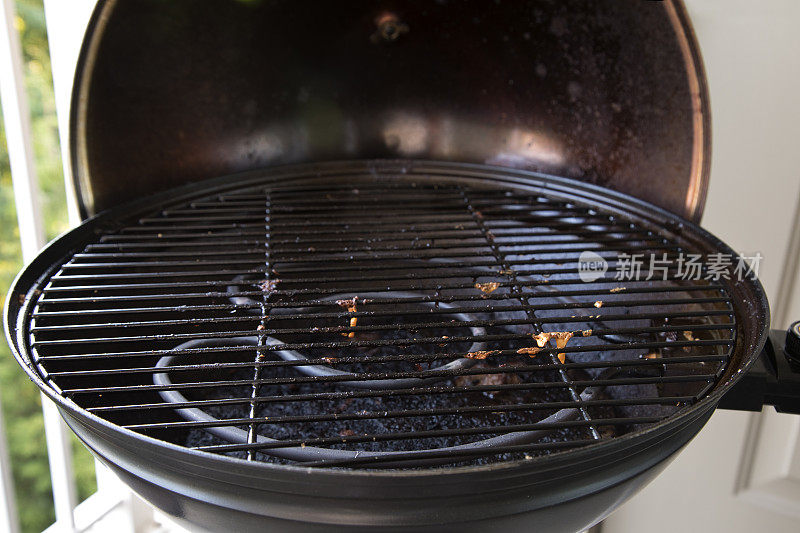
left=465, top=350, right=502, bottom=360
left=475, top=281, right=501, bottom=295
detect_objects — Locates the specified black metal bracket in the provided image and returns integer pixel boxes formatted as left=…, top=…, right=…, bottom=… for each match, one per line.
left=718, top=326, right=800, bottom=414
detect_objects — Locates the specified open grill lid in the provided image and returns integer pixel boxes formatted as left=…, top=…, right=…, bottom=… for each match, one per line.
left=71, top=0, right=709, bottom=219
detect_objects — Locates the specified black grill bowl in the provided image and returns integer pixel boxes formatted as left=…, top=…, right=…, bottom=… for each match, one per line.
left=5, top=161, right=769, bottom=532
left=59, top=404, right=709, bottom=532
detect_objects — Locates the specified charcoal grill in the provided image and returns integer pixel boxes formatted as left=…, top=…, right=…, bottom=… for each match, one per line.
left=6, top=159, right=780, bottom=531
left=5, top=1, right=800, bottom=532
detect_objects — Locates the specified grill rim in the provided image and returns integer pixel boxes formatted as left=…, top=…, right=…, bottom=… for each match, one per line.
left=5, top=159, right=770, bottom=480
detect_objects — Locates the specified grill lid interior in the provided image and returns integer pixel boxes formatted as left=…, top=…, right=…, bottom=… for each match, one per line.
left=72, top=0, right=709, bottom=220
left=14, top=161, right=757, bottom=470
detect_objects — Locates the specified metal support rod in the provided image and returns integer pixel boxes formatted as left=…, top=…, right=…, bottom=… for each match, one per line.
left=41, top=400, right=78, bottom=530
left=0, top=0, right=44, bottom=256
left=0, top=405, right=19, bottom=533
left=0, top=2, right=28, bottom=532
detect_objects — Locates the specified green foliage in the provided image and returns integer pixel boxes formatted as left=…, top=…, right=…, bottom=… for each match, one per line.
left=0, top=1, right=96, bottom=531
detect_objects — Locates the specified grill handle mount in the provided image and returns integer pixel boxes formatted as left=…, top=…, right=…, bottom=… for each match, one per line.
left=719, top=322, right=800, bottom=414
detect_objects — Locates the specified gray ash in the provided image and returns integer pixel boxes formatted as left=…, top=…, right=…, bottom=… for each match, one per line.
left=177, top=322, right=624, bottom=466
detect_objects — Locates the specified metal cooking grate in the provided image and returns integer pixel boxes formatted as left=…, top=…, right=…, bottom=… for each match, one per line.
left=25, top=163, right=738, bottom=468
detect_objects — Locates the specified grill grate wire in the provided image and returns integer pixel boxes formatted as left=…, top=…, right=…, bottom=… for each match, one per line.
left=26, top=172, right=738, bottom=468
